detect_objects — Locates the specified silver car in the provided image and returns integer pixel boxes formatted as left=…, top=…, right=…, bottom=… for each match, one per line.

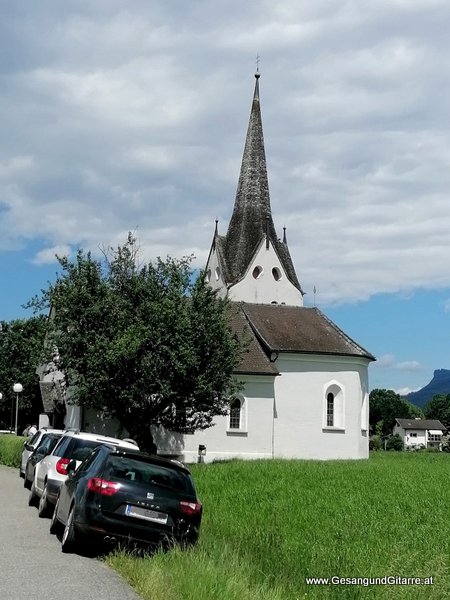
left=29, top=430, right=139, bottom=517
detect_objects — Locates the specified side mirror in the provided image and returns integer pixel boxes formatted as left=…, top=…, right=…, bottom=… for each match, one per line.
left=25, top=443, right=33, bottom=451
left=66, top=459, right=77, bottom=477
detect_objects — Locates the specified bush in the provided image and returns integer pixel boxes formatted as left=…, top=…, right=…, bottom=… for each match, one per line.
left=369, top=436, right=382, bottom=451
left=0, top=434, right=26, bottom=467
left=386, top=434, right=403, bottom=451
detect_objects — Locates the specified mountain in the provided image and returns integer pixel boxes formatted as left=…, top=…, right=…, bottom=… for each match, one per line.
left=405, top=369, right=450, bottom=407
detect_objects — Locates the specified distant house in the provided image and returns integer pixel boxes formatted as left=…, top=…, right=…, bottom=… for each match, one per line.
left=393, top=419, right=446, bottom=450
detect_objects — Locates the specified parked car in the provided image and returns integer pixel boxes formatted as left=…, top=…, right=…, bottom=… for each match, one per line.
left=29, top=431, right=139, bottom=518
left=50, top=445, right=202, bottom=553
left=23, top=432, right=64, bottom=489
left=20, top=428, right=67, bottom=478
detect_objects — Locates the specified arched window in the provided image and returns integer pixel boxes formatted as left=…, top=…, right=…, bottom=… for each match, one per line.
left=327, top=393, right=334, bottom=427
left=229, top=398, right=241, bottom=429
left=215, top=267, right=221, bottom=281
left=324, top=383, right=345, bottom=430
left=205, top=269, right=211, bottom=283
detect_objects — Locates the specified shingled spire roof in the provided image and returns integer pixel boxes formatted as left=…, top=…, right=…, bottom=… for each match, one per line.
left=216, top=74, right=303, bottom=293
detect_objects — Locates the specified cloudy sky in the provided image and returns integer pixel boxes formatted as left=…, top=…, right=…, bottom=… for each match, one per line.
left=1, top=0, right=450, bottom=394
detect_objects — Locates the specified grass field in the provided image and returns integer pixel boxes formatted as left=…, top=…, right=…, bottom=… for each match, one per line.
left=107, top=453, right=450, bottom=600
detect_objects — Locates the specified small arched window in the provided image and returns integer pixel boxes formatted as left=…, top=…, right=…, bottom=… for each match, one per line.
left=229, top=398, right=241, bottom=429
left=324, top=383, right=344, bottom=430
left=205, top=270, right=211, bottom=283
left=215, top=267, right=221, bottom=281
left=327, top=393, right=334, bottom=427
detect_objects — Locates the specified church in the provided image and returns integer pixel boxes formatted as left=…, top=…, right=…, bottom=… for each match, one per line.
left=38, top=73, right=375, bottom=462
left=161, top=72, right=375, bottom=462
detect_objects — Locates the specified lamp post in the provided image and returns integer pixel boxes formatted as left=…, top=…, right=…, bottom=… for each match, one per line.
left=13, top=383, right=23, bottom=436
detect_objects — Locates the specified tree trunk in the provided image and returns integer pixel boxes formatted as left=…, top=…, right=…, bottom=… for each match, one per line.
left=125, top=421, right=157, bottom=455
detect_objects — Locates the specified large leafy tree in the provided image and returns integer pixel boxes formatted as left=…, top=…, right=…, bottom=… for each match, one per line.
left=423, top=394, right=450, bottom=429
left=28, top=235, right=244, bottom=451
left=0, top=317, right=47, bottom=430
left=369, top=389, right=423, bottom=436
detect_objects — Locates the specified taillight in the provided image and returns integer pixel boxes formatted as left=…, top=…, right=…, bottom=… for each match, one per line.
left=179, top=500, right=202, bottom=516
left=87, top=477, right=121, bottom=496
left=56, top=458, right=70, bottom=475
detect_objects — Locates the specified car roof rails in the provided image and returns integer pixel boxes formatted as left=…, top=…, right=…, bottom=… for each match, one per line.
left=63, top=428, right=80, bottom=433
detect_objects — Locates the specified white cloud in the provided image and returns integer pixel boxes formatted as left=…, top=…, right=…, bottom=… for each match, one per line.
left=373, top=355, right=422, bottom=372
left=2, top=1, right=450, bottom=305
left=395, top=387, right=420, bottom=397
left=32, top=245, right=72, bottom=265
left=394, top=361, right=422, bottom=372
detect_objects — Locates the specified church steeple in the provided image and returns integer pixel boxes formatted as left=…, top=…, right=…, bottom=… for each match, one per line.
left=225, top=73, right=278, bottom=279
left=206, top=73, right=304, bottom=304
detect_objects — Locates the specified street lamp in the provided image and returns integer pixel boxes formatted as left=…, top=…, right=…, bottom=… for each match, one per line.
left=13, top=383, right=23, bottom=436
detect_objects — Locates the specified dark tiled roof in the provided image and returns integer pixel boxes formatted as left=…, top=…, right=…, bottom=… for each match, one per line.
left=241, top=303, right=375, bottom=360
left=229, top=306, right=279, bottom=376
left=395, top=419, right=445, bottom=431
left=220, top=75, right=302, bottom=293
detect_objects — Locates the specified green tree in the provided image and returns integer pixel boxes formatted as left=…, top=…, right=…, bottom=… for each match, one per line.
left=0, top=317, right=47, bottom=431
left=423, top=394, right=450, bottom=429
left=369, top=389, right=422, bottom=437
left=28, top=234, right=244, bottom=451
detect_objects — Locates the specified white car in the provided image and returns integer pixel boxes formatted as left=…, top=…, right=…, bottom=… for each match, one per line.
left=28, top=430, right=139, bottom=518
left=20, top=428, right=67, bottom=477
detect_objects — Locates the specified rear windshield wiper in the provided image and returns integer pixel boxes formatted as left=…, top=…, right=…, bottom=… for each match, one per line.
left=149, top=478, right=182, bottom=493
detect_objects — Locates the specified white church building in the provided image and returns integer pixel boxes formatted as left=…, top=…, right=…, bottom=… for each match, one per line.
left=157, top=73, right=375, bottom=462
left=39, top=73, right=375, bottom=463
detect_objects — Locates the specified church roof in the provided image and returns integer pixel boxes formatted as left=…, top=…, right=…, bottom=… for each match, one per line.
left=229, top=306, right=279, bottom=376
left=241, top=303, right=375, bottom=361
left=218, top=75, right=302, bottom=293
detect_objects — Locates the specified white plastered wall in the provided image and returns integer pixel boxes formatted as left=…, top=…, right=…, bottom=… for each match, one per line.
left=272, top=354, right=370, bottom=460
left=228, top=240, right=303, bottom=306
left=179, top=375, right=276, bottom=463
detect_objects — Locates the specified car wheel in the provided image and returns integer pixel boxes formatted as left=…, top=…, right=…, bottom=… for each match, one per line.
left=28, top=480, right=38, bottom=507
left=61, top=507, right=78, bottom=553
left=38, top=483, right=52, bottom=518
left=49, top=495, right=61, bottom=535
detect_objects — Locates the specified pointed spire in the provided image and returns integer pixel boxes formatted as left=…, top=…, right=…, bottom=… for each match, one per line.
left=283, top=226, right=287, bottom=244
left=216, top=73, right=303, bottom=295
left=225, top=73, right=278, bottom=278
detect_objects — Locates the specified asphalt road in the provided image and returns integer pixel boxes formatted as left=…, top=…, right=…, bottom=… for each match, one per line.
left=0, top=464, right=142, bottom=600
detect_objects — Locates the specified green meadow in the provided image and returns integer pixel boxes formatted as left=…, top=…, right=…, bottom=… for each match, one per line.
left=107, top=453, right=449, bottom=600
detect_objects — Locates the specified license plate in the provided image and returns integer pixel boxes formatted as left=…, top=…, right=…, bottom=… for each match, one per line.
left=125, top=504, right=168, bottom=524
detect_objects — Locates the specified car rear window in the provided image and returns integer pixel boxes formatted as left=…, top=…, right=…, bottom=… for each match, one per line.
left=104, top=456, right=195, bottom=494
left=69, top=439, right=105, bottom=462
left=37, top=434, right=62, bottom=454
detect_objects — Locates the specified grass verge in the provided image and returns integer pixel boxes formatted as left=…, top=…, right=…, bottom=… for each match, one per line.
left=107, top=453, right=449, bottom=600
left=0, top=434, right=25, bottom=468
